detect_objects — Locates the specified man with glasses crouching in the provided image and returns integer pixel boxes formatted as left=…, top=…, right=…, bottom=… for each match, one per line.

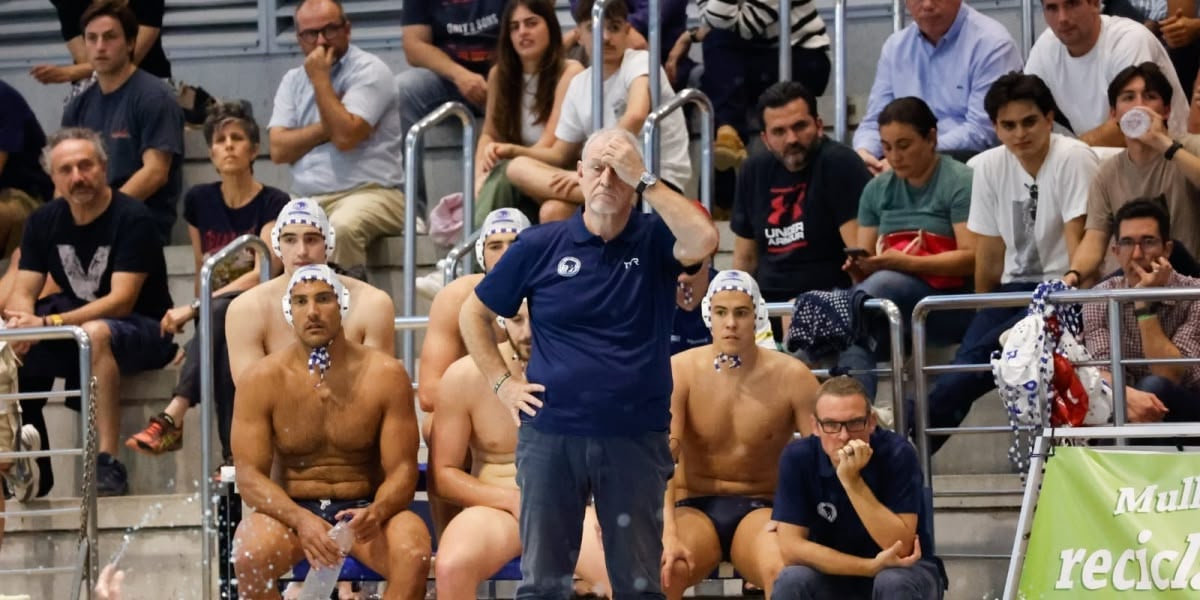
left=772, top=377, right=946, bottom=599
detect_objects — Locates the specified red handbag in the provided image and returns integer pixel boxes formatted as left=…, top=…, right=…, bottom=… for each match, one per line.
left=876, top=229, right=965, bottom=290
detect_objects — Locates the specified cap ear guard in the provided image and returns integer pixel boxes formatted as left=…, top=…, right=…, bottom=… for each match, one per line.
left=281, top=264, right=351, bottom=325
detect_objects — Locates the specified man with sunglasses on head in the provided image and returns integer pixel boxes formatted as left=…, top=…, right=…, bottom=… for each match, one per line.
left=1082, top=198, right=1200, bottom=426
left=268, top=0, right=405, bottom=279
left=773, top=376, right=944, bottom=599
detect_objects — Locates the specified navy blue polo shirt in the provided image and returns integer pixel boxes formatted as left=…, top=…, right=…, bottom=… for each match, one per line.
left=670, top=267, right=717, bottom=355
left=474, top=210, right=682, bottom=436
left=773, top=428, right=935, bottom=560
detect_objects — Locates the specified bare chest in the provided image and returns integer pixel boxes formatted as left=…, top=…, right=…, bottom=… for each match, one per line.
left=272, top=381, right=383, bottom=459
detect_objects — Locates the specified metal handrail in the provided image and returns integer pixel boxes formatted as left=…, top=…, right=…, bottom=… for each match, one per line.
left=648, top=0, right=662, bottom=109
left=404, top=102, right=477, bottom=376
left=1020, top=0, right=1034, bottom=57
left=893, top=0, right=904, bottom=32
left=590, top=0, right=612, bottom=132
left=443, top=229, right=483, bottom=284
left=780, top=0, right=793, bottom=80
left=833, top=0, right=847, bottom=142
left=765, top=299, right=907, bottom=433
left=911, top=286, right=1200, bottom=487
left=0, top=326, right=95, bottom=599
left=198, top=234, right=272, bottom=600
left=641, top=88, right=714, bottom=212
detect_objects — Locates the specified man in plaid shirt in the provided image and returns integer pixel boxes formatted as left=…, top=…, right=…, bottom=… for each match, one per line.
left=1082, top=197, right=1200, bottom=423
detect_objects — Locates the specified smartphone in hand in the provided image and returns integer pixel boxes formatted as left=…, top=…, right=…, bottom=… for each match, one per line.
left=844, top=247, right=869, bottom=259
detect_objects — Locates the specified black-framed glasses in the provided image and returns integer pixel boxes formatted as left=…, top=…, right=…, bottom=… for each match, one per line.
left=1025, top=183, right=1038, bottom=223
left=297, top=21, right=347, bottom=43
left=1115, top=236, right=1163, bottom=252
left=816, top=416, right=870, bottom=434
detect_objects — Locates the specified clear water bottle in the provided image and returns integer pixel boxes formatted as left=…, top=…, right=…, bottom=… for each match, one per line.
left=297, top=520, right=354, bottom=600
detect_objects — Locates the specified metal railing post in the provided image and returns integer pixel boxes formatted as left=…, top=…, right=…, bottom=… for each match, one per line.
left=591, top=0, right=610, bottom=132
left=1107, top=297, right=1127, bottom=443
left=911, top=302, right=934, bottom=485
left=1021, top=0, right=1035, bottom=57
left=641, top=89, right=714, bottom=212
left=779, top=0, right=792, bottom=81
left=199, top=234, right=271, bottom=600
left=833, top=0, right=847, bottom=142
left=76, top=326, right=96, bottom=596
left=893, top=0, right=904, bottom=32
left=443, top=230, right=483, bottom=284
left=648, top=0, right=661, bottom=109
left=404, top=102, right=477, bottom=375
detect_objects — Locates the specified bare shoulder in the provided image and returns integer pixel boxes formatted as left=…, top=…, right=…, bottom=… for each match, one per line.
left=232, top=276, right=285, bottom=313
left=238, top=350, right=289, bottom=396
left=432, top=274, right=483, bottom=309
left=674, top=345, right=709, bottom=371
left=342, top=276, right=395, bottom=310
left=439, top=355, right=486, bottom=409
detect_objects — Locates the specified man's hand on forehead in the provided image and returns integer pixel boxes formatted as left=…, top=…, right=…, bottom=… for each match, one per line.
left=598, top=134, right=645, bottom=187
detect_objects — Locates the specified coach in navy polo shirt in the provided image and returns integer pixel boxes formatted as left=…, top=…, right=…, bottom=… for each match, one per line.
left=772, top=377, right=944, bottom=599
left=461, top=127, right=718, bottom=598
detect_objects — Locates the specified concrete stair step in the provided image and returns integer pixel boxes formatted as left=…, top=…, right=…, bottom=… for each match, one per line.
left=931, top=473, right=1023, bottom=600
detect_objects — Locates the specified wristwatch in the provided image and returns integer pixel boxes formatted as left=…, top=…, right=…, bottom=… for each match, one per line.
left=1134, top=302, right=1161, bottom=318
left=636, top=171, right=658, bottom=194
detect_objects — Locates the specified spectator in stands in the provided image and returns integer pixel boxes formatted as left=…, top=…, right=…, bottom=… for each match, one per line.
left=661, top=270, right=819, bottom=600
left=841, top=97, right=975, bottom=398
left=432, top=300, right=609, bottom=599
left=398, top=0, right=505, bottom=224
left=231, top=265, right=431, bottom=600
left=1066, top=62, right=1200, bottom=286
left=225, top=199, right=395, bottom=389
left=6, top=128, right=176, bottom=497
left=666, top=0, right=832, bottom=172
left=0, top=80, right=52, bottom=257
left=1103, top=0, right=1200, bottom=95
left=125, top=102, right=288, bottom=460
left=1082, top=198, right=1200, bottom=425
left=61, top=0, right=183, bottom=245
left=269, top=0, right=405, bottom=280
left=32, top=0, right=171, bottom=93
left=563, top=0, right=685, bottom=67
left=461, top=127, right=717, bottom=599
left=923, top=73, right=1096, bottom=451
left=473, top=0, right=584, bottom=225
left=773, top=376, right=944, bottom=599
left=731, top=82, right=870, bottom=307
left=853, top=0, right=1022, bottom=174
left=505, top=0, right=691, bottom=222
left=1027, top=0, right=1189, bottom=146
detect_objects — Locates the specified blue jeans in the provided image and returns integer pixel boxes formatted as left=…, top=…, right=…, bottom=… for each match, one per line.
left=837, top=270, right=970, bottom=399
left=395, top=67, right=484, bottom=219
left=515, top=426, right=673, bottom=599
left=772, top=561, right=943, bottom=600
left=923, top=281, right=1040, bottom=453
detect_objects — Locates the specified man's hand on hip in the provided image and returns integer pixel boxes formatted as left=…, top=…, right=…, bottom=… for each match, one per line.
left=496, top=374, right=545, bottom=427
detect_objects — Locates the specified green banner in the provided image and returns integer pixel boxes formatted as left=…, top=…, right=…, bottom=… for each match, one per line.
left=1019, top=446, right=1200, bottom=598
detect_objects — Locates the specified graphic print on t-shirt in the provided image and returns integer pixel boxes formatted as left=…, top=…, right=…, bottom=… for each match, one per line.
left=764, top=182, right=808, bottom=254
left=1009, top=193, right=1043, bottom=280
left=58, top=245, right=110, bottom=301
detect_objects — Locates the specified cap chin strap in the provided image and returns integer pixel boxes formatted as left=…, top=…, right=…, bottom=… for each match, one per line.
left=678, top=281, right=694, bottom=306
left=308, top=344, right=333, bottom=388
left=713, top=352, right=742, bottom=371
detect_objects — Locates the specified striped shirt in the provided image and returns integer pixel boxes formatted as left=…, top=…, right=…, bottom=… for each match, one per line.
left=698, top=0, right=830, bottom=49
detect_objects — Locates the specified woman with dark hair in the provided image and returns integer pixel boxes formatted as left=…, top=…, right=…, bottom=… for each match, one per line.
left=126, top=101, right=288, bottom=458
left=473, top=0, right=583, bottom=226
left=840, top=96, right=976, bottom=398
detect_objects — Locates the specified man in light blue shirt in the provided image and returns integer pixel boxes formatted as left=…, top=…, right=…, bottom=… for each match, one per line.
left=268, top=0, right=405, bottom=277
left=852, top=0, right=1022, bottom=174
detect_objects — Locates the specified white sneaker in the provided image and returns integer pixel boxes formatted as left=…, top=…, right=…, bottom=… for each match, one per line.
left=415, top=216, right=429, bottom=235
left=416, top=258, right=451, bottom=300
left=5, top=424, right=41, bottom=502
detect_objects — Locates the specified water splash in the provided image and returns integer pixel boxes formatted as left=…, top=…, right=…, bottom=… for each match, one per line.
left=108, top=502, right=165, bottom=568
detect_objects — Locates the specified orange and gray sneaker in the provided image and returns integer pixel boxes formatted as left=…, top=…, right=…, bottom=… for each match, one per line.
left=714, top=125, right=748, bottom=172
left=126, top=412, right=183, bottom=455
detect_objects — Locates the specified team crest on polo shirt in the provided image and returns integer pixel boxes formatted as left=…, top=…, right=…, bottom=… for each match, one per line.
left=557, top=256, right=582, bottom=277
left=817, top=502, right=837, bottom=522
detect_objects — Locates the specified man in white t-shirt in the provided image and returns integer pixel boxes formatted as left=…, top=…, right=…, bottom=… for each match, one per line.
left=505, top=0, right=691, bottom=222
left=1026, top=0, right=1188, bottom=147
left=921, top=72, right=1096, bottom=452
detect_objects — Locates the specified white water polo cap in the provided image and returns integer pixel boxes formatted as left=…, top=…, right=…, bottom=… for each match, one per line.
left=271, top=198, right=336, bottom=259
left=281, top=264, right=350, bottom=326
left=476, top=208, right=531, bottom=270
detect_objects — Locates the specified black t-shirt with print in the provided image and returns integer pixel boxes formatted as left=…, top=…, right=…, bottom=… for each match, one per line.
left=19, top=192, right=172, bottom=319
left=402, top=0, right=505, bottom=76
left=183, top=182, right=289, bottom=289
left=730, top=138, right=870, bottom=301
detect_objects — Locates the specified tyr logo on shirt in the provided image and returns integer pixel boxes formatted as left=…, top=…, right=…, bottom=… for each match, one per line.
left=763, top=183, right=808, bottom=254
left=57, top=245, right=110, bottom=301
left=623, top=257, right=640, bottom=270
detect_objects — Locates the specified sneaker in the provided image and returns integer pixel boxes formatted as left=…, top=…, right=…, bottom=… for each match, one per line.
left=416, top=257, right=452, bottom=300
left=416, top=215, right=429, bottom=235
left=96, top=453, right=129, bottom=497
left=3, top=424, right=41, bottom=502
left=125, top=413, right=183, bottom=455
left=713, top=125, right=748, bottom=172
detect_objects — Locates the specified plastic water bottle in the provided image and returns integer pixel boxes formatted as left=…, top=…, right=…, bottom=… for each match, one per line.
left=297, top=520, right=354, bottom=600
left=1120, top=107, right=1151, bottom=139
